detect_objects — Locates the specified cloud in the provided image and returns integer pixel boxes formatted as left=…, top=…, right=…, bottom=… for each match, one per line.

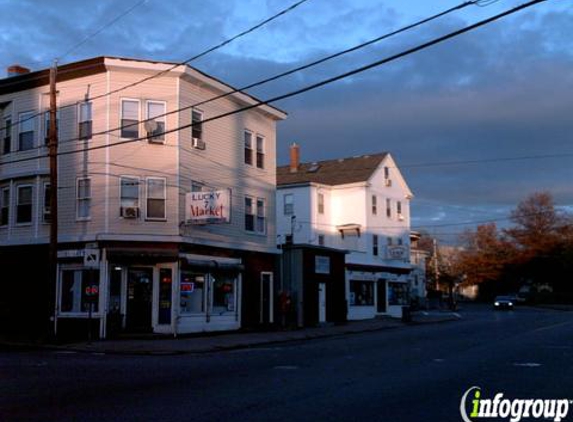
left=1, top=0, right=571, bottom=239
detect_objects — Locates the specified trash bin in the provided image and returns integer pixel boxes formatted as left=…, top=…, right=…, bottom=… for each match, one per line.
left=401, top=305, right=412, bottom=323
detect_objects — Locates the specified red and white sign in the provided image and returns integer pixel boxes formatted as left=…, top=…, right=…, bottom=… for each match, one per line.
left=185, top=190, right=231, bottom=224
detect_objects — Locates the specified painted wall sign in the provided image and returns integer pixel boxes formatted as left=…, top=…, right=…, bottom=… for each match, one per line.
left=185, top=190, right=231, bottom=224
left=387, top=246, right=407, bottom=260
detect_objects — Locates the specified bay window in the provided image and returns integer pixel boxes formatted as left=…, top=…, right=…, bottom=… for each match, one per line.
left=120, top=99, right=139, bottom=139
left=244, top=130, right=253, bottom=165
left=146, top=101, right=166, bottom=142
left=146, top=177, right=166, bottom=220
left=256, top=134, right=264, bottom=169
left=18, top=111, right=34, bottom=151
left=77, top=178, right=91, bottom=220
left=16, top=185, right=32, bottom=224
left=79, top=102, right=93, bottom=140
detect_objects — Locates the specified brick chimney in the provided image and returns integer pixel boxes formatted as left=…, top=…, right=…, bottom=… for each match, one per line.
left=7, top=65, right=31, bottom=77
left=289, top=142, right=300, bottom=173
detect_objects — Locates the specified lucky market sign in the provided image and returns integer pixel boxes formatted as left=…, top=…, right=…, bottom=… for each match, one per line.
left=185, top=190, right=231, bottom=224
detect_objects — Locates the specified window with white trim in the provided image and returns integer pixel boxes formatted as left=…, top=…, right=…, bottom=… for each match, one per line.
left=79, top=102, right=92, bottom=140
left=77, top=178, right=91, bottom=220
left=244, top=130, right=253, bottom=165
left=146, top=177, right=166, bottom=220
left=180, top=272, right=206, bottom=314
left=283, top=193, right=293, bottom=215
left=18, top=111, right=34, bottom=151
left=60, top=269, right=100, bottom=313
left=146, top=101, right=166, bottom=142
left=256, top=134, right=265, bottom=169
left=372, top=194, right=377, bottom=215
left=373, top=234, right=379, bottom=256
left=245, top=197, right=254, bottom=232
left=397, top=200, right=403, bottom=219
left=386, top=198, right=391, bottom=218
left=120, top=177, right=140, bottom=217
left=0, top=187, right=9, bottom=226
left=120, top=100, right=139, bottom=139
left=2, top=117, right=11, bottom=154
left=256, top=198, right=266, bottom=234
left=43, top=110, right=60, bottom=145
left=43, top=183, right=51, bottom=223
left=318, top=193, right=325, bottom=214
left=191, top=109, right=203, bottom=145
left=16, top=185, right=33, bottom=224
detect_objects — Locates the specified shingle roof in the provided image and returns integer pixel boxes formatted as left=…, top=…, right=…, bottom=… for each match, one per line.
left=277, top=152, right=388, bottom=186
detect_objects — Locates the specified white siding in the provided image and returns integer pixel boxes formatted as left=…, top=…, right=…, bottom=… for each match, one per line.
left=0, top=59, right=283, bottom=253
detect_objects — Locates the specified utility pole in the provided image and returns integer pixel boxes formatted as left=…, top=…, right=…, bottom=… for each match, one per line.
left=49, top=60, right=59, bottom=337
left=433, top=238, right=440, bottom=292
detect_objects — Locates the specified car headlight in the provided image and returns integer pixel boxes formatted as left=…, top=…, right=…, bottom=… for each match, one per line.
left=495, top=302, right=500, bottom=306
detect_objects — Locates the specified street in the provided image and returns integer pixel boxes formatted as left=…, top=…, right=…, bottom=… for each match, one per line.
left=2, top=305, right=573, bottom=422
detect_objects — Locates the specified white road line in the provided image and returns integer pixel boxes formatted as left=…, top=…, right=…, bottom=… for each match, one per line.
left=513, top=362, right=542, bottom=367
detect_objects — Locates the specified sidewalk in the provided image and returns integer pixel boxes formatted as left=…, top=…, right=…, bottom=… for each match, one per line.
left=2, top=311, right=461, bottom=356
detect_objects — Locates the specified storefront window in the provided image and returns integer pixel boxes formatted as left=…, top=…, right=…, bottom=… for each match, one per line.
left=212, top=276, right=235, bottom=314
left=349, top=280, right=374, bottom=306
left=60, top=269, right=100, bottom=313
left=180, top=272, right=205, bottom=314
left=388, top=282, right=409, bottom=306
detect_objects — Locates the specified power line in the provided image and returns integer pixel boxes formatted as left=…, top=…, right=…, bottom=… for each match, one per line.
left=0, top=0, right=311, bottom=134
left=59, top=0, right=149, bottom=61
left=0, top=0, right=550, bottom=169
left=43, top=0, right=485, bottom=153
left=72, top=0, right=312, bottom=105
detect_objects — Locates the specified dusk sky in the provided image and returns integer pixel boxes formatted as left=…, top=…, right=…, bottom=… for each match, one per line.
left=1, top=0, right=571, bottom=241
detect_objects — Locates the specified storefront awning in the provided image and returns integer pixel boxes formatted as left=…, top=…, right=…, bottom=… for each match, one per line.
left=346, top=263, right=412, bottom=275
left=180, top=254, right=244, bottom=272
left=107, top=247, right=178, bottom=263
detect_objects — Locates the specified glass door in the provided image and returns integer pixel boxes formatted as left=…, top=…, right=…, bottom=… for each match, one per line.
left=126, top=267, right=153, bottom=332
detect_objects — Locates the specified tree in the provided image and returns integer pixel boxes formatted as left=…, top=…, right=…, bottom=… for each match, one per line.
left=455, top=223, right=514, bottom=286
left=504, top=192, right=569, bottom=255
left=504, top=192, right=573, bottom=298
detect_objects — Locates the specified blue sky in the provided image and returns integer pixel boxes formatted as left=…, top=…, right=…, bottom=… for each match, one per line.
left=1, top=0, right=571, bottom=241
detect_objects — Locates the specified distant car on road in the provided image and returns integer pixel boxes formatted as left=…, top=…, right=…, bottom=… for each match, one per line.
left=494, top=296, right=514, bottom=310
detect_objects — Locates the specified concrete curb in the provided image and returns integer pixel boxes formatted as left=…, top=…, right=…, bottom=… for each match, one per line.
left=0, top=314, right=461, bottom=356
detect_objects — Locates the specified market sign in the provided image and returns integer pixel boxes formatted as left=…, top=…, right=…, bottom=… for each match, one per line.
left=185, top=190, right=231, bottom=224
left=387, top=246, right=407, bottom=260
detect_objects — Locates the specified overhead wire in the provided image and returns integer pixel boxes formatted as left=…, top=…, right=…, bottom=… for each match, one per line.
left=0, top=0, right=550, bottom=169
left=1, top=0, right=482, bottom=152
left=0, top=0, right=312, bottom=134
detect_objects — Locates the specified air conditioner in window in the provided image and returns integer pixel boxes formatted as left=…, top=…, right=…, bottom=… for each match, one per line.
left=398, top=213, right=405, bottom=221
left=121, top=206, right=140, bottom=219
left=192, top=137, right=206, bottom=150
left=144, top=121, right=163, bottom=144
left=384, top=179, right=392, bottom=187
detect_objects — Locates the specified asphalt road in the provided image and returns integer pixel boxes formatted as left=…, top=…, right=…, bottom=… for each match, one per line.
left=2, top=305, right=573, bottom=422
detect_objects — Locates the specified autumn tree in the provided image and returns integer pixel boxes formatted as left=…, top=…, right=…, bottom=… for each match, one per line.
left=455, top=223, right=515, bottom=286
left=504, top=192, right=573, bottom=298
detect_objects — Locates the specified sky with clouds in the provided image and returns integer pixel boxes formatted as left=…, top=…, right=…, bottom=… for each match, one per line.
left=1, top=0, right=571, bottom=241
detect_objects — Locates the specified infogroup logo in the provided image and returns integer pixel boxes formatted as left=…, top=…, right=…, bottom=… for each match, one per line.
left=460, top=387, right=571, bottom=422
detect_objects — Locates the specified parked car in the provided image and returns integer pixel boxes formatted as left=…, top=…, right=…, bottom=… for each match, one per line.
left=494, top=296, right=514, bottom=310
